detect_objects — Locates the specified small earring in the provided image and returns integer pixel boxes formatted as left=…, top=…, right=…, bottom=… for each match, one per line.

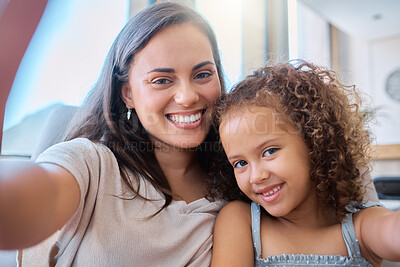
left=127, top=109, right=132, bottom=120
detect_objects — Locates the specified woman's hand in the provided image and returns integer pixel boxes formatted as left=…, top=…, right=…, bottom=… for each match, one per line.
left=0, top=161, right=79, bottom=249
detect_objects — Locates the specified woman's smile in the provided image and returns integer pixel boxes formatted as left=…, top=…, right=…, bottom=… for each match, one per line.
left=166, top=109, right=205, bottom=129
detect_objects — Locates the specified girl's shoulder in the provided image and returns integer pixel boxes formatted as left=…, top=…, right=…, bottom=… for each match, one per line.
left=349, top=201, right=388, bottom=233
left=352, top=203, right=392, bottom=229
left=212, top=200, right=255, bottom=266
left=352, top=203, right=394, bottom=266
left=219, top=200, right=251, bottom=215
left=216, top=200, right=252, bottom=226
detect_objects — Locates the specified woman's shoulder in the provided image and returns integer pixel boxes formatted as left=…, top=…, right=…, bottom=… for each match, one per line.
left=41, top=137, right=111, bottom=156
left=58, top=137, right=109, bottom=150
left=35, top=137, right=116, bottom=169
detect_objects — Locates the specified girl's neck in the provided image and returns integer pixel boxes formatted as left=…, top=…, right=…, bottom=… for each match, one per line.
left=278, top=195, right=337, bottom=229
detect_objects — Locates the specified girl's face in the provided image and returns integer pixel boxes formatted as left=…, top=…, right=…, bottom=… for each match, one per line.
left=122, top=23, right=221, bottom=149
left=219, top=106, right=314, bottom=217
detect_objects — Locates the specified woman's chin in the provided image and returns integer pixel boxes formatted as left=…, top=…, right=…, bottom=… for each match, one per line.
left=173, top=140, right=205, bottom=150
left=150, top=136, right=207, bottom=152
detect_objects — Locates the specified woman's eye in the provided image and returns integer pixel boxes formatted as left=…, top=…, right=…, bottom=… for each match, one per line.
left=152, top=78, right=172, bottom=85
left=194, top=72, right=212, bottom=79
left=233, top=160, right=248, bottom=169
left=263, top=147, right=279, bottom=157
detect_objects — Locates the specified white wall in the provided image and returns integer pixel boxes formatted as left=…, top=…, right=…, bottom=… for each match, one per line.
left=197, top=0, right=243, bottom=89
left=295, top=1, right=330, bottom=67
left=370, top=36, right=400, bottom=145
left=297, top=3, right=400, bottom=146
left=334, top=33, right=400, bottom=146
left=4, top=0, right=129, bottom=131
left=197, top=0, right=267, bottom=88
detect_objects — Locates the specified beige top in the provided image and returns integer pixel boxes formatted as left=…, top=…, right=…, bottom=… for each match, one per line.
left=26, top=138, right=225, bottom=267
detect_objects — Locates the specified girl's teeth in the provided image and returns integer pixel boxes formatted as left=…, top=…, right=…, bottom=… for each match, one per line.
left=262, top=185, right=281, bottom=196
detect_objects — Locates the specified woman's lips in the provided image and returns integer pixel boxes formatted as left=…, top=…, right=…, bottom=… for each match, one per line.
left=166, top=109, right=205, bottom=129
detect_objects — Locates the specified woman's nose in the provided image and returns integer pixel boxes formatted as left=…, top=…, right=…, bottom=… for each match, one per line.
left=249, top=164, right=270, bottom=184
left=174, top=82, right=199, bottom=107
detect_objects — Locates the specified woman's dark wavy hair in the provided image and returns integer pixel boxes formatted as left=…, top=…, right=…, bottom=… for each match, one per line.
left=214, top=60, right=372, bottom=220
left=63, top=2, right=226, bottom=213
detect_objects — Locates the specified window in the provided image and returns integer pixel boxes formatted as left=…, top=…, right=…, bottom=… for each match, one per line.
left=2, top=0, right=129, bottom=156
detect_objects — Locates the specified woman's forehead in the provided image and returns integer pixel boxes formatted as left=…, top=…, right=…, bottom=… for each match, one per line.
left=131, top=23, right=214, bottom=71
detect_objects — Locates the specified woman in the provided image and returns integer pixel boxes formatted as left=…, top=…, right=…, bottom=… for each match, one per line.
left=0, top=2, right=236, bottom=266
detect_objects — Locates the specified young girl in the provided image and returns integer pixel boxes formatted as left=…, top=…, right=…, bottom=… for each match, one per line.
left=211, top=61, right=400, bottom=266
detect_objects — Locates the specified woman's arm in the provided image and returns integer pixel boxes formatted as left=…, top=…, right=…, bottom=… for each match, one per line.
left=355, top=206, right=400, bottom=262
left=0, top=161, right=79, bottom=249
left=211, top=200, right=254, bottom=267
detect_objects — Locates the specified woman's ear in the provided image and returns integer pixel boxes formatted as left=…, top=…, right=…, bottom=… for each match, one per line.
left=121, top=83, right=134, bottom=109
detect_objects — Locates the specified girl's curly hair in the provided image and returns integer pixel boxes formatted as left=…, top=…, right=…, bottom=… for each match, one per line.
left=212, top=60, right=372, bottom=220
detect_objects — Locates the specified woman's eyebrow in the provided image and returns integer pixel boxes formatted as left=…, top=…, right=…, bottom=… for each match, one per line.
left=147, top=68, right=174, bottom=74
left=192, top=61, right=214, bottom=71
left=146, top=61, right=214, bottom=74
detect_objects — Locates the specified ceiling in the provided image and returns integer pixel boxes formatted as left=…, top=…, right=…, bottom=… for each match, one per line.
left=299, top=0, right=400, bottom=41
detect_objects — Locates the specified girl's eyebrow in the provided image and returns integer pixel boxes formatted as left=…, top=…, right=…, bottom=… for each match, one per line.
left=256, top=138, right=280, bottom=151
left=227, top=155, right=241, bottom=163
left=226, top=138, right=280, bottom=162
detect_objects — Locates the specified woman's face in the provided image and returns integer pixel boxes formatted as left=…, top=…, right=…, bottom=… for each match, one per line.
left=122, top=23, right=221, bottom=149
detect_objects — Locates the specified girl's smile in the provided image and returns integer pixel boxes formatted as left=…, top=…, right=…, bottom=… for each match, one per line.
left=258, top=182, right=285, bottom=202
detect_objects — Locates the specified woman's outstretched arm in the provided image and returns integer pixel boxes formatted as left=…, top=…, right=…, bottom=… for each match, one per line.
left=355, top=206, right=400, bottom=263
left=211, top=200, right=254, bottom=267
left=0, top=161, right=79, bottom=249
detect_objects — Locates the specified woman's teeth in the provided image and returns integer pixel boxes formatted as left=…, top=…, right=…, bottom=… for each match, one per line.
left=262, top=185, right=281, bottom=197
left=168, top=112, right=202, bottom=124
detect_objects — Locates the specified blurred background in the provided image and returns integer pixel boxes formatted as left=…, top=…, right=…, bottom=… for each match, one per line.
left=1, top=0, right=400, bottom=161
left=0, top=0, right=399, bottom=266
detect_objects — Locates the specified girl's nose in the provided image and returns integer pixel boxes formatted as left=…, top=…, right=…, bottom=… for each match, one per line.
left=174, top=82, right=199, bottom=107
left=249, top=164, right=270, bottom=184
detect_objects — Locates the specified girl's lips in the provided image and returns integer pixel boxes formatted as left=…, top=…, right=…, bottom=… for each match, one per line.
left=256, top=183, right=284, bottom=194
left=259, top=183, right=284, bottom=203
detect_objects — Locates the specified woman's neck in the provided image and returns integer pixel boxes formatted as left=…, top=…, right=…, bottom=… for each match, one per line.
left=154, top=145, right=197, bottom=176
left=153, top=143, right=207, bottom=203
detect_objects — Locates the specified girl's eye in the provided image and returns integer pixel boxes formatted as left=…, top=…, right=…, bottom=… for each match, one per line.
left=263, top=147, right=279, bottom=157
left=152, top=78, right=172, bottom=85
left=233, top=160, right=248, bottom=169
left=194, top=72, right=212, bottom=79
